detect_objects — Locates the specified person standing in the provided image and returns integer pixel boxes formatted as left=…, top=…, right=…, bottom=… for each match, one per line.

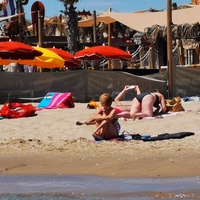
left=23, top=64, right=33, bottom=73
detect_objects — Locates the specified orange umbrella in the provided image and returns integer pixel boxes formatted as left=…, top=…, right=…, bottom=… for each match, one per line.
left=74, top=45, right=132, bottom=61
left=47, top=48, right=81, bottom=68
left=0, top=58, right=11, bottom=65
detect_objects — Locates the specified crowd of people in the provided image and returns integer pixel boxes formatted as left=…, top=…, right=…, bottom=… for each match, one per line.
left=0, top=63, right=34, bottom=73
left=77, top=85, right=167, bottom=141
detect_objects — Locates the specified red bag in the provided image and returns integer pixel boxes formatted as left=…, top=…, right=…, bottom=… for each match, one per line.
left=0, top=103, right=36, bottom=118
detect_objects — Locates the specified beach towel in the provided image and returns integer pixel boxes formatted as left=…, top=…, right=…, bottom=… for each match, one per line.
left=46, top=92, right=75, bottom=109
left=37, top=92, right=57, bottom=108
left=37, top=92, right=75, bottom=109
left=116, top=131, right=194, bottom=141
left=142, top=132, right=195, bottom=141
left=0, top=103, right=36, bottom=118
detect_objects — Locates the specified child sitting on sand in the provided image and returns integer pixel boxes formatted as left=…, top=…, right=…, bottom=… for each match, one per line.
left=76, top=93, right=120, bottom=141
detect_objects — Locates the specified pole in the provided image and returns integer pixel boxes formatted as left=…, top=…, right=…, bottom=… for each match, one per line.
left=59, top=14, right=63, bottom=36
left=92, top=10, right=97, bottom=43
left=167, top=0, right=174, bottom=98
left=108, top=8, right=112, bottom=69
left=107, top=8, right=112, bottom=46
left=17, top=0, right=23, bottom=42
left=38, top=10, right=43, bottom=47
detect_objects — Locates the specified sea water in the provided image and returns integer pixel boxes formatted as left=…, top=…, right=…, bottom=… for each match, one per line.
left=0, top=175, right=200, bottom=199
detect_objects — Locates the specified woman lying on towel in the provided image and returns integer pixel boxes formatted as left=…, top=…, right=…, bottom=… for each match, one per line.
left=76, top=93, right=120, bottom=141
left=114, top=85, right=167, bottom=120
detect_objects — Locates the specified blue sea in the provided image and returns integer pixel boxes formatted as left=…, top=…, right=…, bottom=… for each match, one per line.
left=0, top=175, right=200, bottom=199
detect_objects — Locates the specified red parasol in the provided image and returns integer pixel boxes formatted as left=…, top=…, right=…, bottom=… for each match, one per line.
left=74, top=45, right=132, bottom=61
left=47, top=48, right=81, bottom=68
left=0, top=40, right=42, bottom=60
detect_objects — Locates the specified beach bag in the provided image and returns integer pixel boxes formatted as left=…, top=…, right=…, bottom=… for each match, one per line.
left=87, top=100, right=99, bottom=109
left=0, top=103, right=36, bottom=118
left=166, top=96, right=185, bottom=112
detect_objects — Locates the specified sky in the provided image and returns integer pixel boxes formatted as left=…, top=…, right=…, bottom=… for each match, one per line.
left=23, top=0, right=191, bottom=20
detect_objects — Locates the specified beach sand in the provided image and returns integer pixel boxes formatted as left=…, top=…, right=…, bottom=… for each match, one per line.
left=0, top=101, right=199, bottom=178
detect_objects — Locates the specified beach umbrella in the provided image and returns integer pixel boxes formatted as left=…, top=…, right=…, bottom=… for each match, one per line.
left=0, top=40, right=42, bottom=60
left=18, top=46, right=65, bottom=68
left=74, top=45, right=132, bottom=61
left=0, top=58, right=11, bottom=65
left=47, top=47, right=81, bottom=68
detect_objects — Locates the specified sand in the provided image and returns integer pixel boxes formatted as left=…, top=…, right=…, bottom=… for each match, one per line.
left=0, top=101, right=199, bottom=178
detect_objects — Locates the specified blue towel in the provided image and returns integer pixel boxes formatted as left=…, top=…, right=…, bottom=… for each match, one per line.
left=37, top=92, right=58, bottom=108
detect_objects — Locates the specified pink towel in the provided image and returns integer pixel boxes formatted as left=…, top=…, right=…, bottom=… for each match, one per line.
left=46, top=93, right=74, bottom=109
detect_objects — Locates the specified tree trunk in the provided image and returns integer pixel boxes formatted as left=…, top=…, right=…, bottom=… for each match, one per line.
left=63, top=3, right=79, bottom=55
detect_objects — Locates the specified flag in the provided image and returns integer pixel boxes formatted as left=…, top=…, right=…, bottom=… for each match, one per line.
left=0, top=0, right=15, bottom=19
left=0, top=0, right=15, bottom=35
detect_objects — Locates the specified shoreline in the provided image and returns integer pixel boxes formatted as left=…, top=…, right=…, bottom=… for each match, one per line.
left=0, top=138, right=199, bottom=178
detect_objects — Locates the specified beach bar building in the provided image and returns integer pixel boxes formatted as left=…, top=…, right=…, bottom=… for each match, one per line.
left=0, top=0, right=199, bottom=102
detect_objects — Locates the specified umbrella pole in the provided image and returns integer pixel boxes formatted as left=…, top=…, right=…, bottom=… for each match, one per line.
left=83, top=60, right=87, bottom=69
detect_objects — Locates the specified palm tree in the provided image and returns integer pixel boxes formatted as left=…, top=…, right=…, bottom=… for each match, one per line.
left=58, top=0, right=80, bottom=54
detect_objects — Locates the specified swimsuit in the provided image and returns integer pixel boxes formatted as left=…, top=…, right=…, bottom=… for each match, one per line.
left=135, top=92, right=160, bottom=108
left=135, top=92, right=149, bottom=103
left=114, top=107, right=123, bottom=114
left=153, top=94, right=160, bottom=108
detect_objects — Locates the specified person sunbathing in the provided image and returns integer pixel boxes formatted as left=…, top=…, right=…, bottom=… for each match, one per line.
left=114, top=85, right=167, bottom=120
left=130, top=89, right=167, bottom=120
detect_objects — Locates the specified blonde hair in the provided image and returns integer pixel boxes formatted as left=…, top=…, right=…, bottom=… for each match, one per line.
left=99, top=93, right=112, bottom=106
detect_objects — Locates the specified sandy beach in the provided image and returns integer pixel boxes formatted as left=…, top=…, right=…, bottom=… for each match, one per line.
left=0, top=101, right=199, bottom=178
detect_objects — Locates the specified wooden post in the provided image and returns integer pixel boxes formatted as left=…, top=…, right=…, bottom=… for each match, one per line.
left=17, top=0, right=23, bottom=42
left=37, top=10, right=43, bottom=72
left=108, top=23, right=111, bottom=46
left=38, top=10, right=43, bottom=47
left=93, top=10, right=97, bottom=43
left=107, top=8, right=112, bottom=69
left=140, top=47, right=144, bottom=68
left=167, top=0, right=174, bottom=98
left=149, top=46, right=155, bottom=69
left=177, top=39, right=185, bottom=65
left=59, top=14, right=63, bottom=36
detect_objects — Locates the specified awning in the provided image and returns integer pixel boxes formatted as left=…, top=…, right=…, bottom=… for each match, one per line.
left=78, top=5, right=200, bottom=33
